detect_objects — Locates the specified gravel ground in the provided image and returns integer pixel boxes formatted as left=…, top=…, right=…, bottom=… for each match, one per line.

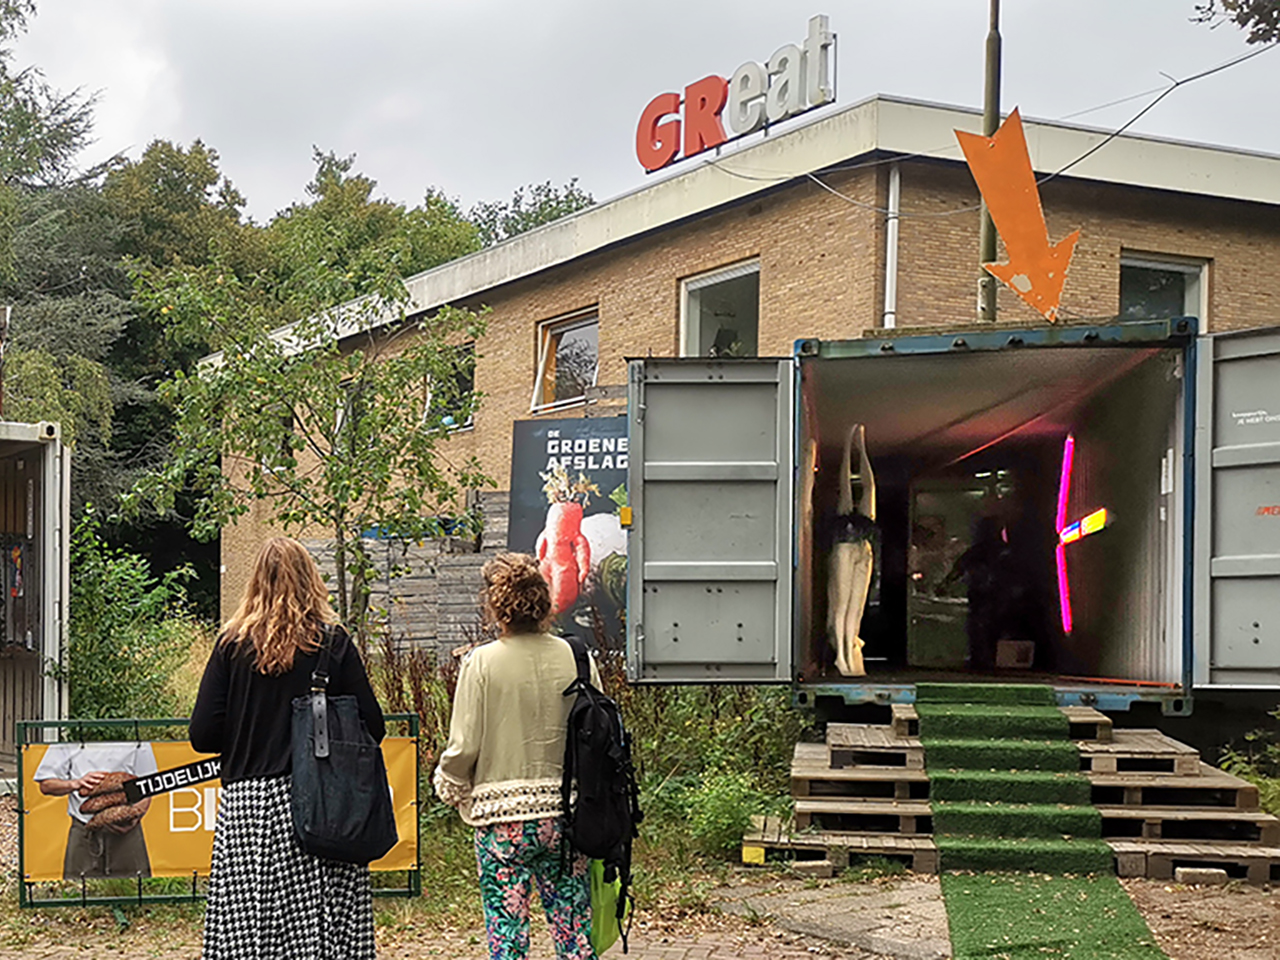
left=5, top=794, right=1278, bottom=959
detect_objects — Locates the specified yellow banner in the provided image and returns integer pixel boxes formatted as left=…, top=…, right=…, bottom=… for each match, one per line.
left=22, top=739, right=418, bottom=882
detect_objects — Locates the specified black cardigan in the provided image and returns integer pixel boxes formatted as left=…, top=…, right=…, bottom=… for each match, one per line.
left=189, top=625, right=385, bottom=784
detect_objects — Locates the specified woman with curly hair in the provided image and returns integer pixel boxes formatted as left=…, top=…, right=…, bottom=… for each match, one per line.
left=435, top=552, right=601, bottom=960
left=191, top=537, right=384, bottom=959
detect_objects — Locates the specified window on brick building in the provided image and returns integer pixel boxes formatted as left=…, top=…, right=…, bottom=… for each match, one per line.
left=424, top=344, right=475, bottom=430
left=1120, top=254, right=1206, bottom=321
left=532, top=310, right=598, bottom=412
left=681, top=259, right=760, bottom=358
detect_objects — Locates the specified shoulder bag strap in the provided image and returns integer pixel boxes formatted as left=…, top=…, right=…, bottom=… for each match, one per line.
left=311, top=625, right=335, bottom=759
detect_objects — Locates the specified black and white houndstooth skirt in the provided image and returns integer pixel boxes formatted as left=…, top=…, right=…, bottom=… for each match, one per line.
left=203, top=775, right=375, bottom=959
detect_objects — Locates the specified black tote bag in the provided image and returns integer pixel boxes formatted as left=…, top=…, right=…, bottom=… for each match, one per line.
left=290, top=630, right=398, bottom=865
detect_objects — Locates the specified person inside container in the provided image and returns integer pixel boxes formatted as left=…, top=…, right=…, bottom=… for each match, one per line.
left=939, top=515, right=1011, bottom=673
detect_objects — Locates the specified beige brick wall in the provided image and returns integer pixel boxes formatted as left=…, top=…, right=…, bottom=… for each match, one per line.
left=220, top=158, right=1280, bottom=621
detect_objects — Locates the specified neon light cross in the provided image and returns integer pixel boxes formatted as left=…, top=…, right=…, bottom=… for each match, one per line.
left=1054, top=434, right=1113, bottom=635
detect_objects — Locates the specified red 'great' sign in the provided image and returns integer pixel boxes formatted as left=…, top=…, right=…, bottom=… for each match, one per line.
left=636, top=15, right=835, bottom=172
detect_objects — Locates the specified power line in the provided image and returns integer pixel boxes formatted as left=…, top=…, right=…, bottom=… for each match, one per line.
left=703, top=41, right=1278, bottom=219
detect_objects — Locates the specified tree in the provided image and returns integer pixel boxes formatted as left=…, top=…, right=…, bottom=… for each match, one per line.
left=269, top=150, right=480, bottom=296
left=469, top=178, right=594, bottom=247
left=131, top=155, right=491, bottom=643
left=0, top=1, right=94, bottom=188
left=1194, top=1, right=1280, bottom=44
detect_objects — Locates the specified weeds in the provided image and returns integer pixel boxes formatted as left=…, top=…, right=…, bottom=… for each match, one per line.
left=1219, top=707, right=1280, bottom=816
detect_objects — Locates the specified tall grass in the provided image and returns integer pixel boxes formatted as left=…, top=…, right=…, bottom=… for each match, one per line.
left=379, top=635, right=810, bottom=915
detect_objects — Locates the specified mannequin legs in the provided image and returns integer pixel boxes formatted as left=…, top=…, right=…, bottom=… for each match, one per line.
left=828, top=540, right=873, bottom=677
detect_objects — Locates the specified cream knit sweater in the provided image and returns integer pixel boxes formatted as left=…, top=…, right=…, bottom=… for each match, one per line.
left=432, top=633, right=601, bottom=827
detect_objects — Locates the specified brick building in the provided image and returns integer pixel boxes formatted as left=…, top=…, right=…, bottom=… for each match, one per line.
left=220, top=95, right=1280, bottom=649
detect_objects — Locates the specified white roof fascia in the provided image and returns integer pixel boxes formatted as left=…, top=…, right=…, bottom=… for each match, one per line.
left=209, top=94, right=1278, bottom=361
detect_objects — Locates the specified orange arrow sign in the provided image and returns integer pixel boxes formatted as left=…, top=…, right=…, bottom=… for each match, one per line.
left=956, top=108, right=1079, bottom=323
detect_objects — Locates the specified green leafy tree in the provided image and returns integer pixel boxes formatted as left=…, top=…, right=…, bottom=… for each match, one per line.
left=57, top=507, right=192, bottom=720
left=1194, top=0, right=1280, bottom=43
left=469, top=177, right=594, bottom=247
left=0, top=1, right=94, bottom=189
left=132, top=156, right=491, bottom=642
left=270, top=150, right=480, bottom=296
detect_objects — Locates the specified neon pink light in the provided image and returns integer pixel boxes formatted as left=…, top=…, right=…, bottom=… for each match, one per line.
left=1054, top=434, right=1113, bottom=636
left=1055, top=435, right=1075, bottom=634
left=1055, top=543, right=1073, bottom=634
left=1055, top=435, right=1075, bottom=531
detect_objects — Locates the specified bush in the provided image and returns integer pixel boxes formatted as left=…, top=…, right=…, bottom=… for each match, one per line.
left=1220, top=708, right=1280, bottom=816
left=56, top=507, right=195, bottom=720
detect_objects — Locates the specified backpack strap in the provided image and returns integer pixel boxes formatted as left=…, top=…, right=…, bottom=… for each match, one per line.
left=560, top=634, right=589, bottom=877
left=564, top=633, right=591, bottom=686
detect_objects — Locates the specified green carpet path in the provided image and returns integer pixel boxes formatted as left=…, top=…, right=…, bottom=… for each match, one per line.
left=918, top=683, right=1168, bottom=958
left=942, top=873, right=1168, bottom=959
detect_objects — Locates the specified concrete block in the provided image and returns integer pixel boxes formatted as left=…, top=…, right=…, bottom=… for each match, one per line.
left=790, top=859, right=834, bottom=879
left=1174, top=866, right=1230, bottom=886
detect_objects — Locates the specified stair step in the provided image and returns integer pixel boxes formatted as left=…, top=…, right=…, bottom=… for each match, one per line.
left=890, top=703, right=1113, bottom=742
left=1090, top=763, right=1261, bottom=810
left=933, top=801, right=1101, bottom=840
left=1096, top=805, right=1280, bottom=845
left=826, top=723, right=924, bottom=769
left=1108, top=839, right=1280, bottom=885
left=1078, top=729, right=1200, bottom=775
left=793, top=798, right=932, bottom=835
left=742, top=815, right=939, bottom=873
left=936, top=836, right=1113, bottom=874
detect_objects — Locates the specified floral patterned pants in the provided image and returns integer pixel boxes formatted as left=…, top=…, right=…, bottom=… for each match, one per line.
left=474, top=818, right=595, bottom=960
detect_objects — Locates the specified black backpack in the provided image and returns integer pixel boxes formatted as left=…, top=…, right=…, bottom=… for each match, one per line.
left=560, top=636, right=642, bottom=947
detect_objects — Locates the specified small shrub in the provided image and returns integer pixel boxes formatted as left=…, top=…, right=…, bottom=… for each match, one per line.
left=688, top=770, right=761, bottom=856
left=1220, top=709, right=1280, bottom=816
left=58, top=507, right=195, bottom=721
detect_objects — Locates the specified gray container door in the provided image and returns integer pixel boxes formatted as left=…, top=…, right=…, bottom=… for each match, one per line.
left=627, top=359, right=794, bottom=682
left=1195, top=328, right=1280, bottom=688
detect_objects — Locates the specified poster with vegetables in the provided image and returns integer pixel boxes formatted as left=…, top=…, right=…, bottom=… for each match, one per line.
left=508, top=417, right=628, bottom=648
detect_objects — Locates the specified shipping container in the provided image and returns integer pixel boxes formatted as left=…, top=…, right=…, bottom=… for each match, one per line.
left=625, top=319, right=1280, bottom=714
left=0, top=421, right=69, bottom=776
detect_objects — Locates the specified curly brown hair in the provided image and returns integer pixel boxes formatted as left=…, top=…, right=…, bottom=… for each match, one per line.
left=482, top=552, right=552, bottom=634
left=222, top=537, right=338, bottom=675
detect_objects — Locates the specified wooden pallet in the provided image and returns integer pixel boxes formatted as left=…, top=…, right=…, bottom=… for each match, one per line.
left=1091, top=763, right=1261, bottom=810
left=1097, top=805, right=1280, bottom=845
left=1078, top=729, right=1200, bottom=775
left=792, top=742, right=931, bottom=801
left=1110, top=839, right=1280, bottom=885
left=793, top=798, right=932, bottom=834
left=742, top=815, right=939, bottom=873
left=889, top=704, right=1113, bottom=742
left=826, top=723, right=924, bottom=769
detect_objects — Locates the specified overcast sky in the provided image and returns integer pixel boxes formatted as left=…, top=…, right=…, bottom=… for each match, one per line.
left=12, top=1, right=1279, bottom=222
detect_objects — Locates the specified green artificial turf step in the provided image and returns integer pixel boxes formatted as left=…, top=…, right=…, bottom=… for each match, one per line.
left=923, top=737, right=1081, bottom=772
left=914, top=682, right=1057, bottom=706
left=936, top=836, right=1114, bottom=874
left=929, top=769, right=1092, bottom=805
left=916, top=703, right=1070, bottom=741
left=932, top=802, right=1102, bottom=840
left=941, top=873, right=1168, bottom=959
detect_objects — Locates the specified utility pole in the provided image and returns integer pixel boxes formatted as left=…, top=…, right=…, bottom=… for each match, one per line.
left=977, top=0, right=1001, bottom=322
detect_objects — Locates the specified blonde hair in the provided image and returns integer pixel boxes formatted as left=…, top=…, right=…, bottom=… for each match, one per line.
left=482, top=552, right=552, bottom=634
left=222, top=537, right=338, bottom=675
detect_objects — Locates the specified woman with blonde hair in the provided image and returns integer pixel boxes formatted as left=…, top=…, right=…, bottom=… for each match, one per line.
left=191, top=537, right=384, bottom=959
left=435, top=552, right=600, bottom=960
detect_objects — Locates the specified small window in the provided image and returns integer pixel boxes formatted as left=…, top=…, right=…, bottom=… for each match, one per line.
left=1120, top=255, right=1206, bottom=321
left=424, top=344, right=475, bottom=430
left=532, top=311, right=599, bottom=412
left=681, top=260, right=760, bottom=357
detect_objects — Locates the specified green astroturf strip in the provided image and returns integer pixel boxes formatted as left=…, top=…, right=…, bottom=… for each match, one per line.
left=929, top=769, right=1092, bottom=805
left=915, top=683, right=1057, bottom=706
left=941, top=873, right=1168, bottom=959
left=916, top=703, right=1070, bottom=741
left=932, top=802, right=1102, bottom=840
left=937, top=837, right=1115, bottom=875
left=924, top=738, right=1082, bottom=772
